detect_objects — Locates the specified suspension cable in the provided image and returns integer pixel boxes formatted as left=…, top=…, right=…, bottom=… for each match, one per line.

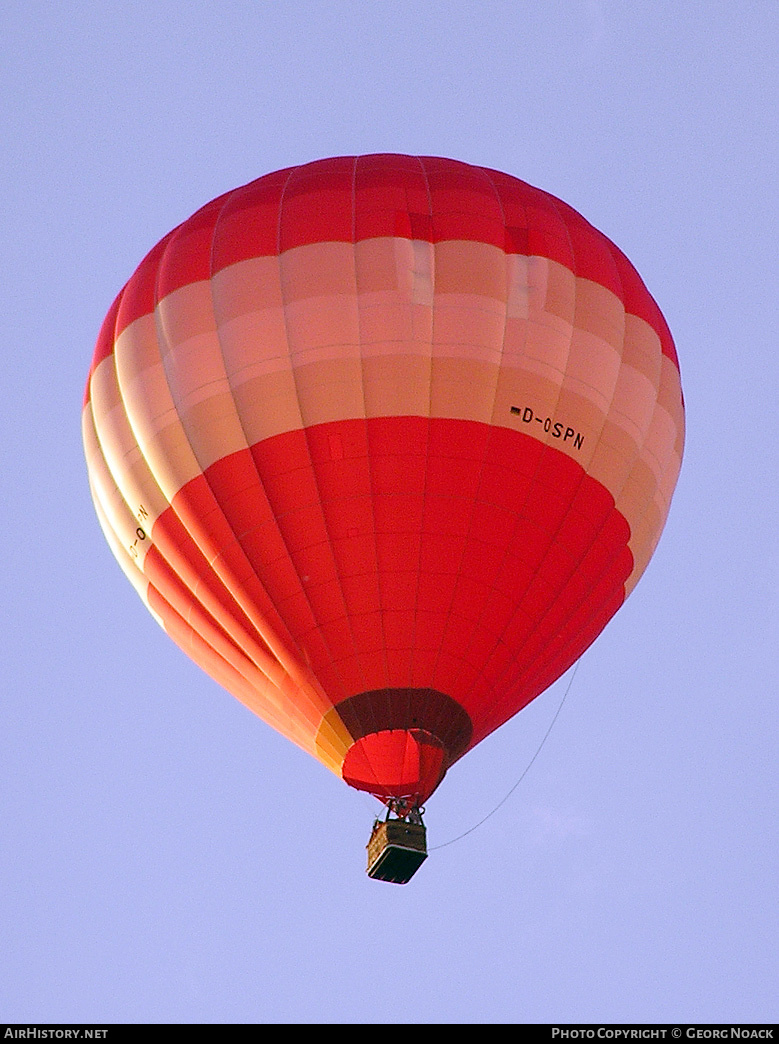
left=429, top=660, right=581, bottom=850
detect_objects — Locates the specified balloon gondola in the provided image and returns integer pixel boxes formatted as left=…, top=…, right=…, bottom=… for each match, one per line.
left=83, top=155, right=684, bottom=883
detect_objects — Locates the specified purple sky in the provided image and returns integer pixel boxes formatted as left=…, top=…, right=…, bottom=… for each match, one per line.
left=2, top=1, right=776, bottom=1024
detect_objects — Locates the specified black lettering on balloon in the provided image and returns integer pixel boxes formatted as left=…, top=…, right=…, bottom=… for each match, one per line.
left=510, top=407, right=585, bottom=451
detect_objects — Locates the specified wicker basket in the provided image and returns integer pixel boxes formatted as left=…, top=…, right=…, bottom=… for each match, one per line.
left=366, top=819, right=428, bottom=884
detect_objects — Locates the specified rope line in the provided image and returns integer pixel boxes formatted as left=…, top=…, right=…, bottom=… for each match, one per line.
left=429, top=661, right=581, bottom=850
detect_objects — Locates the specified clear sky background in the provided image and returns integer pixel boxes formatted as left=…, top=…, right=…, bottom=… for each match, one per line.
left=2, top=0, right=776, bottom=1025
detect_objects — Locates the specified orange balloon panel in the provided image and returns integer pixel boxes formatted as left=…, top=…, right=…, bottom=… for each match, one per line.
left=83, top=155, right=684, bottom=805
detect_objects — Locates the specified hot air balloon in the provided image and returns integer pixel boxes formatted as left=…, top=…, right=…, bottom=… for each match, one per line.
left=83, top=155, right=684, bottom=882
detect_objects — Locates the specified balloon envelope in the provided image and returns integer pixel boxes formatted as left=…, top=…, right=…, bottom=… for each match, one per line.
left=83, top=155, right=684, bottom=807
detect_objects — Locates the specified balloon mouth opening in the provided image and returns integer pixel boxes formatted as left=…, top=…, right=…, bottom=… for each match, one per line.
left=342, top=729, right=447, bottom=805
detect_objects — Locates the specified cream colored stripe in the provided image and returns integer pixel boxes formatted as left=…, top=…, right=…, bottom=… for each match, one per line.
left=209, top=249, right=651, bottom=473
left=155, top=281, right=248, bottom=467
left=208, top=243, right=683, bottom=580
left=621, top=353, right=685, bottom=594
left=89, top=353, right=170, bottom=533
left=88, top=469, right=160, bottom=624
left=278, top=243, right=366, bottom=429
left=83, top=403, right=153, bottom=574
left=113, top=311, right=204, bottom=501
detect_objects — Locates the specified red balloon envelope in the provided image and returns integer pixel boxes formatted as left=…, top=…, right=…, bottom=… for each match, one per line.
left=83, top=155, right=684, bottom=809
